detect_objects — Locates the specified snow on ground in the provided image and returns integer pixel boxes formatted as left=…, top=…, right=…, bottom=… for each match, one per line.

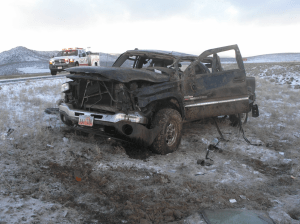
left=224, top=62, right=300, bottom=88
left=0, top=65, right=300, bottom=223
left=17, top=67, right=50, bottom=74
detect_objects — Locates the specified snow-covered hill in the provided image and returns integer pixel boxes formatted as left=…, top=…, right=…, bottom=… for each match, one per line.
left=221, top=53, right=300, bottom=63
left=0, top=46, right=57, bottom=66
left=0, top=47, right=58, bottom=75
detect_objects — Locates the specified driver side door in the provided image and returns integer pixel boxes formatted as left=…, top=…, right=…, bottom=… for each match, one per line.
left=183, top=45, right=249, bottom=121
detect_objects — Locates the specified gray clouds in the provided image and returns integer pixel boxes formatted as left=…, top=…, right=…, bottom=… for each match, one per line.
left=13, top=0, right=300, bottom=31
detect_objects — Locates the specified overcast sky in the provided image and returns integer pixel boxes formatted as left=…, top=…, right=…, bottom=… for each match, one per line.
left=1, top=0, right=300, bottom=56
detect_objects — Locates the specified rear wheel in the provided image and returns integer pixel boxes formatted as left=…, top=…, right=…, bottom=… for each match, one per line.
left=229, top=113, right=248, bottom=126
left=75, top=62, right=79, bottom=67
left=239, top=113, right=248, bottom=124
left=151, top=109, right=182, bottom=155
left=51, top=70, right=57, bottom=76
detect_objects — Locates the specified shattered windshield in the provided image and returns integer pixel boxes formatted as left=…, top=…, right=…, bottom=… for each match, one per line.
left=114, top=54, right=175, bottom=69
left=57, top=50, right=78, bottom=57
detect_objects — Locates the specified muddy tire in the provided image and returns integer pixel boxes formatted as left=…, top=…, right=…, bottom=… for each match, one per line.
left=60, top=113, right=72, bottom=126
left=229, top=113, right=248, bottom=126
left=239, top=113, right=248, bottom=124
left=51, top=70, right=57, bottom=76
left=150, top=109, right=182, bottom=155
left=75, top=62, right=79, bottom=67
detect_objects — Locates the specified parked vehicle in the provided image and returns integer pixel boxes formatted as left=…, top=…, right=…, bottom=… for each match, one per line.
left=58, top=45, right=259, bottom=154
left=49, top=48, right=100, bottom=75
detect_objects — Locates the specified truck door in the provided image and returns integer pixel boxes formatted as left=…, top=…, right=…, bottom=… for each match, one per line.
left=183, top=45, right=249, bottom=121
left=79, top=50, right=88, bottom=66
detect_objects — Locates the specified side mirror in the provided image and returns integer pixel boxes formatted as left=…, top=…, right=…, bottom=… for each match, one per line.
left=79, top=54, right=81, bottom=58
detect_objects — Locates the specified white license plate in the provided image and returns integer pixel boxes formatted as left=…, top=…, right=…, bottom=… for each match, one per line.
left=58, top=66, right=62, bottom=69
left=78, top=115, right=94, bottom=127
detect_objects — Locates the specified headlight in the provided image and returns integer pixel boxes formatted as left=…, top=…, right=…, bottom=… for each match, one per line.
left=70, top=59, right=74, bottom=63
left=115, top=114, right=142, bottom=123
left=49, top=60, right=54, bottom=65
left=65, top=58, right=69, bottom=64
left=61, top=83, right=70, bottom=92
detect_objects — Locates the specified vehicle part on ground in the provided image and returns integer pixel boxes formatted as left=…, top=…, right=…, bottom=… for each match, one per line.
left=58, top=44, right=259, bottom=154
left=229, top=113, right=248, bottom=126
left=238, top=114, right=262, bottom=146
left=150, top=109, right=182, bottom=155
left=201, top=209, right=275, bottom=224
left=44, top=108, right=59, bottom=115
left=213, top=118, right=227, bottom=141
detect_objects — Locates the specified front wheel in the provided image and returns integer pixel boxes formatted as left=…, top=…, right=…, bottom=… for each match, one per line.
left=150, top=109, right=182, bottom=155
left=51, top=70, right=57, bottom=76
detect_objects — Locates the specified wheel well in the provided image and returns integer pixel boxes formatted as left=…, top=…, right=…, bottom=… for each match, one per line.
left=153, top=98, right=183, bottom=116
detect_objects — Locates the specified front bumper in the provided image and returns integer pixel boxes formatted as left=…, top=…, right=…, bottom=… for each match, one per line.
left=59, top=103, right=148, bottom=124
left=58, top=103, right=160, bottom=146
left=49, top=63, right=75, bottom=72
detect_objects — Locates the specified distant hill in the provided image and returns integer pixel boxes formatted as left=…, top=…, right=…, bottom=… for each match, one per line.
left=0, top=46, right=58, bottom=66
left=0, top=46, right=58, bottom=75
left=221, top=53, right=300, bottom=63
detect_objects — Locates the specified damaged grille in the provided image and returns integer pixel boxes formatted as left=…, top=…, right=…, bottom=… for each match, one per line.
left=66, top=79, right=134, bottom=114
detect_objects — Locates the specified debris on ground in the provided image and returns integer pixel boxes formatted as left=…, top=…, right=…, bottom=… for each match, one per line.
left=240, top=195, right=247, bottom=200
left=44, top=107, right=59, bottom=114
left=202, top=209, right=275, bottom=224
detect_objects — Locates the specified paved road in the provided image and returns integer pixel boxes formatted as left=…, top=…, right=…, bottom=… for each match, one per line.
left=0, top=74, right=67, bottom=84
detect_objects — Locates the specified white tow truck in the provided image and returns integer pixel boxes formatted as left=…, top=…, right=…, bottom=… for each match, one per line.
left=49, top=48, right=100, bottom=75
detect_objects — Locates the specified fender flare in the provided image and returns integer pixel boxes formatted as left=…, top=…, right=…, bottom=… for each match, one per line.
left=138, top=92, right=185, bottom=118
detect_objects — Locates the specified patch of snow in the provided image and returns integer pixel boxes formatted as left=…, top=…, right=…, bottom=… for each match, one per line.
left=17, top=67, right=50, bottom=73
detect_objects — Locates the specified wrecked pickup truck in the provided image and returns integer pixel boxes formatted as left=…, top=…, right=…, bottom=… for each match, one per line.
left=58, top=45, right=259, bottom=154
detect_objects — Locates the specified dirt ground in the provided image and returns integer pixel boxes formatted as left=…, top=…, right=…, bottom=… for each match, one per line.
left=0, top=63, right=300, bottom=224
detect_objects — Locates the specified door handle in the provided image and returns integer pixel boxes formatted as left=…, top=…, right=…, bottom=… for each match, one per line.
left=233, top=77, right=245, bottom=83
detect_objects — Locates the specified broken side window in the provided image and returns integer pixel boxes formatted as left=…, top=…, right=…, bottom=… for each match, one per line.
left=120, top=55, right=136, bottom=68
left=215, top=49, right=239, bottom=71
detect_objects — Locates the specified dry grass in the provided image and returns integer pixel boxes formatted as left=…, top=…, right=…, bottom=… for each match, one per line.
left=0, top=78, right=67, bottom=149
left=245, top=76, right=300, bottom=146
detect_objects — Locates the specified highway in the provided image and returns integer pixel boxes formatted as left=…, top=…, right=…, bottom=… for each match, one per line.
left=0, top=74, right=67, bottom=84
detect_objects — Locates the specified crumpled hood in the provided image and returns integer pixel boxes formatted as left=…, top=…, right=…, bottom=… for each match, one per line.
left=66, top=67, right=170, bottom=83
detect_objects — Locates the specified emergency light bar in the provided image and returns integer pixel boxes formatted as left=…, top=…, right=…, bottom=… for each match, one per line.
left=62, top=47, right=84, bottom=51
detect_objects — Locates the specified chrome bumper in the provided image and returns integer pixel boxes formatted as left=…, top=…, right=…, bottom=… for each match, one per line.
left=59, top=103, right=148, bottom=124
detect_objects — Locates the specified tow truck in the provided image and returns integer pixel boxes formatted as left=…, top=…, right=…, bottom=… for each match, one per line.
left=49, top=48, right=100, bottom=75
